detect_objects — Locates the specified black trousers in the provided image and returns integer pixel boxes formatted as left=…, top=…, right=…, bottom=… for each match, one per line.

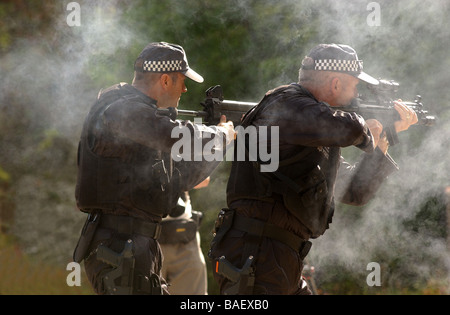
left=84, top=226, right=168, bottom=295
left=210, top=200, right=312, bottom=295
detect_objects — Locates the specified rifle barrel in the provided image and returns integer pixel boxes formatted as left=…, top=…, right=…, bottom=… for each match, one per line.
left=335, top=102, right=436, bottom=127
left=222, top=99, right=258, bottom=108
left=177, top=109, right=208, bottom=117
left=177, top=100, right=258, bottom=120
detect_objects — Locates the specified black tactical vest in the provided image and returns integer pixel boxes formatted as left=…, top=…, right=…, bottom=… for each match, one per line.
left=227, top=84, right=335, bottom=237
left=75, top=84, right=179, bottom=217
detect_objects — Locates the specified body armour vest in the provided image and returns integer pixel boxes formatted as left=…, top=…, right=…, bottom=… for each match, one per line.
left=226, top=84, right=336, bottom=238
left=75, top=83, right=179, bottom=218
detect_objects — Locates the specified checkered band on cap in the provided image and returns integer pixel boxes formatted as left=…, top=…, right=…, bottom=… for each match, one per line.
left=143, top=60, right=184, bottom=72
left=315, top=59, right=362, bottom=73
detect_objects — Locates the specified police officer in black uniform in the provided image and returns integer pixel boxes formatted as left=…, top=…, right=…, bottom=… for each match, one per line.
left=73, top=42, right=235, bottom=295
left=209, top=44, right=418, bottom=295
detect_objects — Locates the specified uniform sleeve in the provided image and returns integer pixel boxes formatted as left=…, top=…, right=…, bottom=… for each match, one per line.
left=102, top=100, right=229, bottom=159
left=255, top=100, right=375, bottom=153
left=174, top=159, right=222, bottom=192
left=102, top=100, right=229, bottom=192
left=335, top=148, right=399, bottom=206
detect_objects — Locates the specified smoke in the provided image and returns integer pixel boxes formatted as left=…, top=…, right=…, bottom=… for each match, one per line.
left=53, top=1, right=136, bottom=137
left=1, top=0, right=140, bottom=264
left=1, top=0, right=449, bottom=292
left=309, top=119, right=450, bottom=292
left=286, top=0, right=450, bottom=292
left=0, top=1, right=136, bottom=141
left=210, top=0, right=450, bottom=292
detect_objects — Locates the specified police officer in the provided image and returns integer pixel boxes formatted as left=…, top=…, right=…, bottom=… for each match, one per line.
left=209, top=44, right=418, bottom=295
left=73, top=42, right=235, bottom=295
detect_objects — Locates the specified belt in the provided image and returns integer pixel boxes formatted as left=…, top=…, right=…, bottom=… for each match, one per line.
left=99, top=214, right=162, bottom=240
left=233, top=214, right=312, bottom=260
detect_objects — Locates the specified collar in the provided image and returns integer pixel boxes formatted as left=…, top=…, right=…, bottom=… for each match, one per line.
left=120, top=83, right=158, bottom=107
left=289, top=83, right=319, bottom=102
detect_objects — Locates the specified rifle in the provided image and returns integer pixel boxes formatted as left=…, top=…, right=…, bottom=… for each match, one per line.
left=178, top=81, right=436, bottom=145
left=177, top=85, right=257, bottom=125
left=334, top=79, right=436, bottom=145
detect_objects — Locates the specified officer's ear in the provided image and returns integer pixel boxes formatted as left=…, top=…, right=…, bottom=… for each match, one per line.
left=330, top=77, right=341, bottom=97
left=159, top=74, right=172, bottom=90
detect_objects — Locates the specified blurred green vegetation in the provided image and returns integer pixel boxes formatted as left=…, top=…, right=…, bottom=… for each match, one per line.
left=0, top=0, right=449, bottom=295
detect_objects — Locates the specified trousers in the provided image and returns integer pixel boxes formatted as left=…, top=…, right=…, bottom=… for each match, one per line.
left=210, top=199, right=312, bottom=295
left=160, top=232, right=207, bottom=295
left=84, top=225, right=167, bottom=295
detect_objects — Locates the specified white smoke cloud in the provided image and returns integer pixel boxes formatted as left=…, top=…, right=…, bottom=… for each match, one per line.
left=309, top=112, right=450, bottom=292
left=1, top=0, right=140, bottom=264
left=0, top=1, right=137, bottom=140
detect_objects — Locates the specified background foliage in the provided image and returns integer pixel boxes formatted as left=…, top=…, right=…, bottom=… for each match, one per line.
left=1, top=0, right=449, bottom=295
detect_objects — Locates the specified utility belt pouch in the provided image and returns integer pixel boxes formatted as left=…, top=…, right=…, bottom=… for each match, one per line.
left=73, top=212, right=101, bottom=263
left=159, top=218, right=198, bottom=244
left=208, top=208, right=235, bottom=259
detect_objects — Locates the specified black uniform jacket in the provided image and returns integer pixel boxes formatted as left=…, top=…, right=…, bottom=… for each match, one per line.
left=226, top=83, right=398, bottom=238
left=76, top=83, right=228, bottom=221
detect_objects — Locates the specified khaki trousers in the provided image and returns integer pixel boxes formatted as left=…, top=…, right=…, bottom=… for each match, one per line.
left=160, top=232, right=207, bottom=295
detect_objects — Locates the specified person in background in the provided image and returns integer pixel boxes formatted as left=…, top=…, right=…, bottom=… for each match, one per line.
left=160, top=177, right=211, bottom=295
